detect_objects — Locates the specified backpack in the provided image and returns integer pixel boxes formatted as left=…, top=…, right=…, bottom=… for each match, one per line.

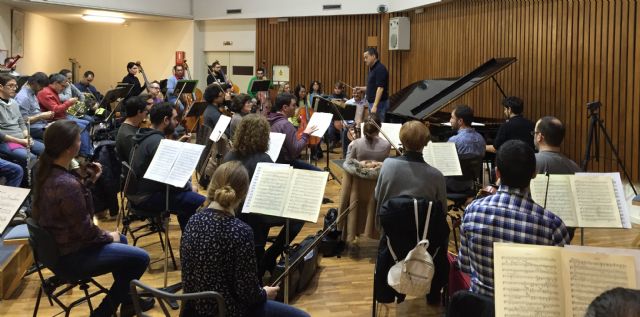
left=319, top=208, right=345, bottom=257
left=386, top=199, right=435, bottom=296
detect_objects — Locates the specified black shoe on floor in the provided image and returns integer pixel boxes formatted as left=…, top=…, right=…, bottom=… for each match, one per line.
left=120, top=297, right=156, bottom=317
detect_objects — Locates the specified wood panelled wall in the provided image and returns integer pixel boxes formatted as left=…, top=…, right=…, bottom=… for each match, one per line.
left=257, top=0, right=640, bottom=181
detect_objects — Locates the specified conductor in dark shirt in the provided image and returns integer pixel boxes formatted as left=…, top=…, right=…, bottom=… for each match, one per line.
left=122, top=62, right=145, bottom=100
left=355, top=47, right=389, bottom=122
left=486, top=96, right=535, bottom=153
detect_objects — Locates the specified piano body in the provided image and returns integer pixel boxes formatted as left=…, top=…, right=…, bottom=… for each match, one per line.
left=387, top=57, right=517, bottom=142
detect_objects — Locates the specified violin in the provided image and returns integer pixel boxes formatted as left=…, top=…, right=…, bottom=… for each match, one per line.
left=476, top=185, right=498, bottom=199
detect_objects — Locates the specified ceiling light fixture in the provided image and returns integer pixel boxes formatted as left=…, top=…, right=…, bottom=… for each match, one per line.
left=82, top=14, right=125, bottom=24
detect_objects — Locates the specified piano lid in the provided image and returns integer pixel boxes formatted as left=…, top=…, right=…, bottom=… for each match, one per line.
left=389, top=57, right=517, bottom=120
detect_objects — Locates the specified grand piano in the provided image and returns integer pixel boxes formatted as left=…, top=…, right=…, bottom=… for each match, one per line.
left=387, top=57, right=517, bottom=142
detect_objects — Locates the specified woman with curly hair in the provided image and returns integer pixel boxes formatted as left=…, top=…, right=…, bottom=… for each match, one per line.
left=229, top=93, right=253, bottom=139
left=223, top=114, right=304, bottom=279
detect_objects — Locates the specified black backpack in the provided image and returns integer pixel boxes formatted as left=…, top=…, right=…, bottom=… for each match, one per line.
left=319, top=208, right=345, bottom=257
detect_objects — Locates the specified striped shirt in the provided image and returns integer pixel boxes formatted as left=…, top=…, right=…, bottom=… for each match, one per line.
left=458, top=185, right=570, bottom=297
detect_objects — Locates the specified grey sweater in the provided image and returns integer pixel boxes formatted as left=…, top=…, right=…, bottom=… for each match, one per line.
left=0, top=98, right=27, bottom=141
left=375, top=151, right=448, bottom=213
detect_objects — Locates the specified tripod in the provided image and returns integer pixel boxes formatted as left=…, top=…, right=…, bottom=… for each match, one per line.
left=580, top=101, right=638, bottom=244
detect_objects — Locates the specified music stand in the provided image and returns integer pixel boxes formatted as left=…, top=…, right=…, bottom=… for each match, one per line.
left=102, top=84, right=133, bottom=122
left=250, top=80, right=271, bottom=95
left=315, top=96, right=357, bottom=184
left=185, top=101, right=208, bottom=135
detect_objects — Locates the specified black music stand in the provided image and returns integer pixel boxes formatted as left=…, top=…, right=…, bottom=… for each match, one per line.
left=102, top=84, right=133, bottom=122
left=184, top=101, right=208, bottom=134
left=315, top=96, right=356, bottom=184
left=174, top=80, right=198, bottom=100
left=250, top=80, right=271, bottom=95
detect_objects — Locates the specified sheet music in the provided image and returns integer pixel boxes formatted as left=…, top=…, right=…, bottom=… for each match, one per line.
left=422, top=142, right=462, bottom=176
left=577, top=172, right=631, bottom=228
left=562, top=250, right=636, bottom=316
left=380, top=123, right=402, bottom=149
left=530, top=175, right=579, bottom=227
left=166, top=142, right=205, bottom=187
left=565, top=245, right=640, bottom=286
left=307, top=112, right=334, bottom=137
left=209, top=115, right=232, bottom=142
left=266, top=132, right=286, bottom=162
left=143, top=139, right=205, bottom=188
left=244, top=163, right=292, bottom=216
left=282, top=169, right=328, bottom=222
left=143, top=139, right=182, bottom=184
left=0, top=185, right=30, bottom=234
left=242, top=163, right=289, bottom=213
left=494, top=243, right=565, bottom=317
left=572, top=175, right=622, bottom=228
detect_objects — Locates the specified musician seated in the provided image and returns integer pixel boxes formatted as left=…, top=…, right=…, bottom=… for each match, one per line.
left=37, top=73, right=93, bottom=158
left=223, top=114, right=305, bottom=278
left=229, top=93, right=252, bottom=139
left=340, top=116, right=390, bottom=244
left=486, top=96, right=535, bottom=153
left=0, top=157, right=23, bottom=187
left=247, top=67, right=268, bottom=99
left=268, top=92, right=319, bottom=171
left=279, top=82, right=292, bottom=94
left=181, top=161, right=310, bottom=317
left=15, top=72, right=54, bottom=141
left=115, top=95, right=151, bottom=163
left=203, top=84, right=230, bottom=137
left=374, top=120, right=448, bottom=304
left=207, top=60, right=232, bottom=88
left=148, top=80, right=165, bottom=104
left=166, top=64, right=186, bottom=112
left=341, top=88, right=369, bottom=158
left=0, top=74, right=44, bottom=178
left=585, top=287, right=640, bottom=317
left=326, top=82, right=347, bottom=149
left=122, top=62, right=145, bottom=100
left=128, top=103, right=205, bottom=231
left=447, top=105, right=485, bottom=193
left=458, top=140, right=571, bottom=298
left=33, top=120, right=154, bottom=317
left=74, top=70, right=104, bottom=101
left=60, top=69, right=96, bottom=124
left=534, top=116, right=581, bottom=174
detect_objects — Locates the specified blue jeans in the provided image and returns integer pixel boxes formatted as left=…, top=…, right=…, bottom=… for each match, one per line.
left=250, top=299, right=310, bottom=317
left=0, top=140, right=44, bottom=166
left=136, top=190, right=205, bottom=231
left=67, top=115, right=94, bottom=157
left=368, top=99, right=389, bottom=122
left=30, top=123, right=47, bottom=141
left=54, top=234, right=149, bottom=314
left=0, top=158, right=23, bottom=187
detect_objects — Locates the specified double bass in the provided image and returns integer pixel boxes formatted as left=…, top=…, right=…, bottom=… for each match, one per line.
left=180, top=59, right=204, bottom=134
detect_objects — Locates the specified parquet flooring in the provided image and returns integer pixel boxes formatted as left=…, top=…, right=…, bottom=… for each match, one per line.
left=2, top=148, right=639, bottom=317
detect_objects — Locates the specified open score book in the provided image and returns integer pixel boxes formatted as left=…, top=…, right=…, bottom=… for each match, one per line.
left=241, top=163, right=329, bottom=222
left=494, top=243, right=637, bottom=317
left=530, top=173, right=630, bottom=228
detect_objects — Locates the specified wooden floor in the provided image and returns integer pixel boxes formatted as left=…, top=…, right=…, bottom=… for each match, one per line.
left=2, top=148, right=640, bottom=317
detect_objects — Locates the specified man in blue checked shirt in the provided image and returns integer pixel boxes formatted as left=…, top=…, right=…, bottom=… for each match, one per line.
left=458, top=140, right=571, bottom=297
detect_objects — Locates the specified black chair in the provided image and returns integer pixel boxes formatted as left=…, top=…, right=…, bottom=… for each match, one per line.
left=130, top=279, right=226, bottom=317
left=119, top=161, right=178, bottom=270
left=446, top=290, right=495, bottom=317
left=26, top=218, right=109, bottom=317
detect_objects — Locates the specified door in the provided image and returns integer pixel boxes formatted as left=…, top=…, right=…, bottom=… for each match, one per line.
left=205, top=51, right=255, bottom=94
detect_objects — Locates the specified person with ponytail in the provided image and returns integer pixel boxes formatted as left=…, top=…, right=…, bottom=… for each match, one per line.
left=181, top=161, right=309, bottom=317
left=32, top=120, right=154, bottom=317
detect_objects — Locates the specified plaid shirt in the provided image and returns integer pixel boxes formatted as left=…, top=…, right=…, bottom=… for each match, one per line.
left=458, top=185, right=570, bottom=297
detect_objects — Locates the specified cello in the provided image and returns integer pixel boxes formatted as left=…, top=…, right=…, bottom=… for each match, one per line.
left=297, top=99, right=321, bottom=146
left=180, top=59, right=204, bottom=134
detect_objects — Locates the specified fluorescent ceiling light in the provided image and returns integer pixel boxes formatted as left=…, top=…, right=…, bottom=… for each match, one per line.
left=82, top=14, right=125, bottom=24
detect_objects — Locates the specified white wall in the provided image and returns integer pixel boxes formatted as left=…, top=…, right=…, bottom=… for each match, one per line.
left=193, top=0, right=441, bottom=20
left=202, top=19, right=255, bottom=52
left=0, top=2, right=11, bottom=53
left=29, top=0, right=192, bottom=18
left=0, top=8, right=72, bottom=75
left=68, top=20, right=195, bottom=94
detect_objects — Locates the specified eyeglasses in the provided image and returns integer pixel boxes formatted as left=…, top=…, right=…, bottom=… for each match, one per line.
left=3, top=83, right=17, bottom=89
